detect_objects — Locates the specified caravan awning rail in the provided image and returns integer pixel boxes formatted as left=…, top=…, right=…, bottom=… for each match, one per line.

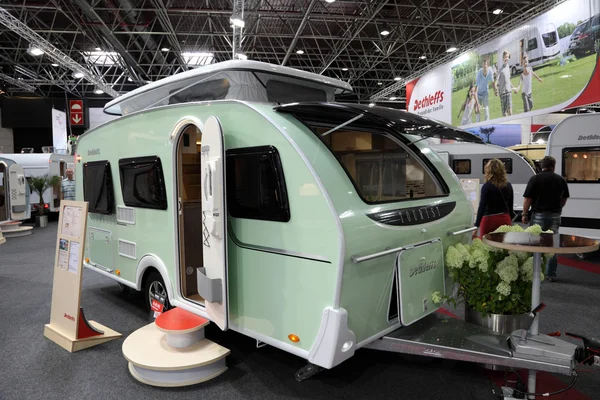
left=275, top=102, right=484, bottom=144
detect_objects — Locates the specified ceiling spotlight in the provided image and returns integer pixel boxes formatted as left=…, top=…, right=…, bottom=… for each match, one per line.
left=419, top=55, right=427, bottom=60
left=161, top=47, right=170, bottom=52
left=72, top=71, right=84, bottom=79
left=94, top=89, right=104, bottom=94
left=377, top=82, right=383, bottom=85
left=236, top=53, right=248, bottom=60
left=51, top=63, right=59, bottom=67
left=394, top=77, right=401, bottom=81
left=390, top=96, right=397, bottom=101
left=296, top=49, right=304, bottom=54
left=493, top=8, right=503, bottom=15
left=95, top=47, right=101, bottom=51
left=380, top=30, right=390, bottom=36
left=230, top=17, right=245, bottom=28
left=446, top=47, right=458, bottom=53
left=127, top=77, right=133, bottom=82
left=369, top=103, right=375, bottom=106
left=325, top=0, right=336, bottom=3
left=27, top=45, right=44, bottom=56
left=342, top=67, right=348, bottom=71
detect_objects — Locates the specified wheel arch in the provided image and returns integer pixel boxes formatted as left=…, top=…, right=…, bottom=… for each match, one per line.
left=135, top=254, right=174, bottom=303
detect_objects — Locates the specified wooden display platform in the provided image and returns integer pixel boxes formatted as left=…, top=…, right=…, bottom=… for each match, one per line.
left=2, top=225, right=33, bottom=237
left=44, top=320, right=121, bottom=352
left=122, top=322, right=230, bottom=387
left=0, top=230, right=5, bottom=245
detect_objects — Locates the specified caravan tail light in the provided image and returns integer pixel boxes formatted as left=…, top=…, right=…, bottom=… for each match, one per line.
left=44, top=204, right=49, bottom=209
left=579, top=33, right=589, bottom=40
left=288, top=334, right=300, bottom=343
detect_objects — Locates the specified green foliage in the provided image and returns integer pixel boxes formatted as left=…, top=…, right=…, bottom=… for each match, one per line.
left=28, top=174, right=61, bottom=215
left=434, top=224, right=551, bottom=316
left=479, top=126, right=496, bottom=143
left=557, top=22, right=577, bottom=39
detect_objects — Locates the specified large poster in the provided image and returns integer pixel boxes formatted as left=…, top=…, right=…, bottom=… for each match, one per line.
left=406, top=0, right=600, bottom=128
left=52, top=109, right=67, bottom=152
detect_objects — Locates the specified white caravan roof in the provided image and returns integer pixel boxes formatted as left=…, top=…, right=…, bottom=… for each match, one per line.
left=104, top=60, right=353, bottom=116
left=429, top=142, right=512, bottom=155
left=0, top=153, right=72, bottom=168
left=547, top=113, right=600, bottom=148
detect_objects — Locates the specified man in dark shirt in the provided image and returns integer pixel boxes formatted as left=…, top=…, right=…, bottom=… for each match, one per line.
left=522, top=156, right=570, bottom=281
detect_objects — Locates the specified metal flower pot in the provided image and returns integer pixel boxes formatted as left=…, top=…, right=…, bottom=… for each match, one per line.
left=465, top=307, right=531, bottom=370
left=36, top=215, right=48, bottom=228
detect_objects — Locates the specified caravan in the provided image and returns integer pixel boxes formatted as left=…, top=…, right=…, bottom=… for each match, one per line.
left=0, top=156, right=30, bottom=224
left=429, top=142, right=536, bottom=214
left=546, top=113, right=600, bottom=239
left=75, top=61, right=585, bottom=381
left=1, top=151, right=74, bottom=213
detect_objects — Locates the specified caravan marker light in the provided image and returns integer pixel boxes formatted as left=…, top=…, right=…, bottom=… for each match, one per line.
left=76, top=154, right=82, bottom=163
left=288, top=334, right=300, bottom=343
left=115, top=270, right=121, bottom=276
left=85, top=258, right=90, bottom=263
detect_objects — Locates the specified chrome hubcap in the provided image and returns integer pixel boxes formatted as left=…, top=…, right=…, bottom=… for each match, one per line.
left=149, top=280, right=167, bottom=306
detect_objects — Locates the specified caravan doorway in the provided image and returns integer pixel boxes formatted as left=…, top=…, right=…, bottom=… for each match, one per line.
left=176, top=124, right=205, bottom=305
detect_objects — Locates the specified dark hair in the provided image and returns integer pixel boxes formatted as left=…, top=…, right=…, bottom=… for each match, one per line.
left=465, top=83, right=475, bottom=102
left=541, top=156, right=556, bottom=170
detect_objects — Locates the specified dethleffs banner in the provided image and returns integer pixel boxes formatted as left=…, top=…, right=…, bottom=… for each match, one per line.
left=406, top=0, right=600, bottom=128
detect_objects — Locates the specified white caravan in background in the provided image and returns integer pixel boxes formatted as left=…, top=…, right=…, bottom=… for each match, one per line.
left=0, top=152, right=73, bottom=213
left=546, top=113, right=600, bottom=239
left=430, top=142, right=536, bottom=215
left=0, top=157, right=30, bottom=223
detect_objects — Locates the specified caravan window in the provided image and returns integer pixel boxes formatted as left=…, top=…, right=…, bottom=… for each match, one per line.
left=452, top=159, right=471, bottom=174
left=542, top=31, right=558, bottom=47
left=483, top=158, right=513, bottom=174
left=226, top=146, right=290, bottom=222
left=315, top=128, right=447, bottom=203
left=528, top=38, right=538, bottom=51
left=563, top=147, right=600, bottom=183
left=119, top=156, right=168, bottom=210
left=83, top=160, right=114, bottom=215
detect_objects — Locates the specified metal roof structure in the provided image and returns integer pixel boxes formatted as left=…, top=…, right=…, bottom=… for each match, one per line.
left=0, top=0, right=565, bottom=104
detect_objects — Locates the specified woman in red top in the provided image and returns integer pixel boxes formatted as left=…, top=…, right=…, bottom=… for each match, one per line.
left=475, top=158, right=514, bottom=239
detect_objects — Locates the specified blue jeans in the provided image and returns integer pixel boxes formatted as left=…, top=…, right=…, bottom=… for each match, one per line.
left=530, top=212, right=561, bottom=277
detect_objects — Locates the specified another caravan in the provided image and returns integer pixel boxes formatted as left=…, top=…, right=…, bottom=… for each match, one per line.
left=508, top=143, right=547, bottom=172
left=546, top=113, right=600, bottom=239
left=0, top=157, right=30, bottom=223
left=1, top=152, right=74, bottom=213
left=430, top=142, right=536, bottom=214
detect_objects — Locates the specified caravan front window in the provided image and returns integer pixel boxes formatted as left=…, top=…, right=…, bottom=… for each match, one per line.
left=542, top=31, right=558, bottom=47
left=316, top=128, right=446, bottom=203
left=563, top=147, right=600, bottom=183
left=83, top=161, right=114, bottom=215
left=119, top=156, right=168, bottom=210
left=226, top=146, right=290, bottom=222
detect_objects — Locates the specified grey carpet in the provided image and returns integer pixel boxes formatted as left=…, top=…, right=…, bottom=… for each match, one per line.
left=1, top=222, right=599, bottom=400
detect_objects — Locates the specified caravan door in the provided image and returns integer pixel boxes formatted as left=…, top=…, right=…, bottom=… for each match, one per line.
left=199, top=116, right=229, bottom=330
left=8, top=164, right=27, bottom=220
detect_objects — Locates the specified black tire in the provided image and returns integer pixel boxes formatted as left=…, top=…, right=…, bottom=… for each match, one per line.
left=143, top=271, right=170, bottom=312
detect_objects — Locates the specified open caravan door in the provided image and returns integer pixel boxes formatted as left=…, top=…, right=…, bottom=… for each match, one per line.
left=8, top=164, right=28, bottom=221
left=198, top=116, right=229, bottom=330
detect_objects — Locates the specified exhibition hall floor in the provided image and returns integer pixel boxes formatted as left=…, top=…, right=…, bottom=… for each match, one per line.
left=1, top=223, right=599, bottom=400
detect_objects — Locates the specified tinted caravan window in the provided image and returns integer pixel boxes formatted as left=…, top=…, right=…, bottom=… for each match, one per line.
left=266, top=80, right=327, bottom=103
left=452, top=159, right=471, bottom=174
left=83, top=160, right=114, bottom=214
left=226, top=146, right=290, bottom=222
left=563, top=147, right=600, bottom=183
left=483, top=158, right=513, bottom=174
left=119, top=156, right=167, bottom=210
left=528, top=38, right=538, bottom=51
left=315, top=128, right=446, bottom=203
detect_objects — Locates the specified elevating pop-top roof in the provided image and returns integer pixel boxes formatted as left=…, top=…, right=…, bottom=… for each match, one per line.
left=104, top=60, right=353, bottom=116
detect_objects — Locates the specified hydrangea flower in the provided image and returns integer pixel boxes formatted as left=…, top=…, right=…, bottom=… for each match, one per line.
left=470, top=238, right=490, bottom=255
left=432, top=291, right=443, bottom=304
left=509, top=250, right=529, bottom=264
left=525, top=224, right=543, bottom=234
left=497, top=281, right=512, bottom=296
left=445, top=246, right=465, bottom=270
left=493, top=225, right=513, bottom=233
left=469, top=249, right=489, bottom=272
left=521, top=256, right=534, bottom=282
left=496, top=254, right=519, bottom=282
left=455, top=243, right=470, bottom=259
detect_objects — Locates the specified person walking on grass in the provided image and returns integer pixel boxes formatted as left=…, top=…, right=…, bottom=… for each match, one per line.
left=495, top=50, right=518, bottom=117
left=515, top=55, right=543, bottom=112
left=458, top=84, right=480, bottom=125
left=522, top=156, right=569, bottom=281
left=475, top=57, right=497, bottom=122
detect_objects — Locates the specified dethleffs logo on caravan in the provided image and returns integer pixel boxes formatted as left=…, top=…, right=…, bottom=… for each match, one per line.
left=413, top=90, right=445, bottom=111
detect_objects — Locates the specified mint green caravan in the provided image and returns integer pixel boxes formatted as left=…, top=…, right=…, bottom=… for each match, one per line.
left=75, top=60, right=525, bottom=377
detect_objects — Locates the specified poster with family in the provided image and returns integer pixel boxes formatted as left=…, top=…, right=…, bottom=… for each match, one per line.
left=406, top=0, right=600, bottom=128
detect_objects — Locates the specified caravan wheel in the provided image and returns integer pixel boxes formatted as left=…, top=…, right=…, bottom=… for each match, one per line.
left=144, top=271, right=171, bottom=312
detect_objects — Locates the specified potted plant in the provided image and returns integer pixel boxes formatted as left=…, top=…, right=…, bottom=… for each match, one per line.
left=28, top=174, right=61, bottom=227
left=433, top=224, right=552, bottom=336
